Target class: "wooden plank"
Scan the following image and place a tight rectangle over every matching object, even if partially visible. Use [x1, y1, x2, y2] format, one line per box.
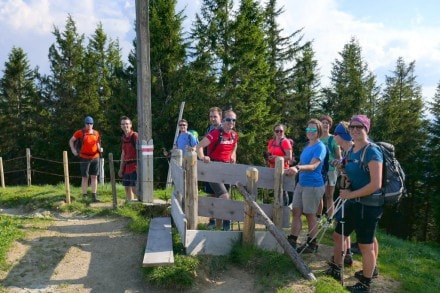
[198, 196, 290, 228]
[142, 217, 174, 267]
[171, 194, 187, 247]
[197, 161, 295, 192]
[171, 159, 185, 194]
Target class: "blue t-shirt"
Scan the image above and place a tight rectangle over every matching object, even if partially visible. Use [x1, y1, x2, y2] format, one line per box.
[299, 141, 326, 187]
[176, 132, 198, 155]
[345, 144, 383, 193]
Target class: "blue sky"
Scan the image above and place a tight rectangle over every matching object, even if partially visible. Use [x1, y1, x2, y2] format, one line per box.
[1, 0, 439, 106]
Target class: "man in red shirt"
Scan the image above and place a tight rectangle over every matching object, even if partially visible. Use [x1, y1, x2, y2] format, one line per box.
[196, 110, 238, 231]
[118, 116, 138, 201]
[69, 116, 103, 202]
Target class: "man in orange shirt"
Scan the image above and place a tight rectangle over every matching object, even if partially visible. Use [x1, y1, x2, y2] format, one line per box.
[69, 116, 103, 202]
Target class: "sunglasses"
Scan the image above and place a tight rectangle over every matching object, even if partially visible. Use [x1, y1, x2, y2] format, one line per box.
[274, 129, 283, 133]
[223, 117, 236, 122]
[86, 123, 93, 125]
[305, 127, 317, 133]
[348, 125, 364, 130]
[179, 124, 187, 127]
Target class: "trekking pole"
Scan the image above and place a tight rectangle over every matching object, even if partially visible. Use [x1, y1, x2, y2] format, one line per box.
[340, 199, 345, 286]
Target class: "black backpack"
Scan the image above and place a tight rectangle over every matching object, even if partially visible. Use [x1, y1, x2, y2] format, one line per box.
[358, 142, 406, 205]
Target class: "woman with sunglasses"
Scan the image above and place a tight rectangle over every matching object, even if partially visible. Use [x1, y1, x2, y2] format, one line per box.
[265, 124, 293, 205]
[285, 118, 327, 253]
[265, 124, 293, 169]
[327, 115, 383, 293]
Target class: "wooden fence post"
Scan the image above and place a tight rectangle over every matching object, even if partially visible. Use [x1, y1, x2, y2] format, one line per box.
[243, 167, 258, 245]
[109, 153, 117, 209]
[26, 148, 31, 186]
[184, 150, 198, 230]
[273, 157, 284, 227]
[0, 157, 5, 188]
[63, 151, 71, 204]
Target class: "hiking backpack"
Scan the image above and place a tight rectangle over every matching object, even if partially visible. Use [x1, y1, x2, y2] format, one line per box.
[74, 129, 97, 156]
[208, 127, 237, 156]
[321, 142, 330, 182]
[272, 137, 295, 166]
[359, 142, 406, 205]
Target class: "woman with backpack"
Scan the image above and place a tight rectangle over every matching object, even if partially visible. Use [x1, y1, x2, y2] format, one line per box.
[265, 124, 293, 205]
[326, 115, 383, 293]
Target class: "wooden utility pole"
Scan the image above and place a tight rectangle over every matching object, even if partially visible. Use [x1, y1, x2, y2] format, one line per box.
[136, 0, 153, 202]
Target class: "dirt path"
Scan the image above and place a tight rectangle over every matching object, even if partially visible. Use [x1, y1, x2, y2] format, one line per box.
[0, 210, 260, 293]
[0, 209, 399, 292]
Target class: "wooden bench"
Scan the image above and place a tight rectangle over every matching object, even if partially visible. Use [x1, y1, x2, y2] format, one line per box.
[142, 217, 174, 267]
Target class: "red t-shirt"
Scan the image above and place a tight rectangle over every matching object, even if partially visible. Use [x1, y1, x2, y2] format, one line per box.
[121, 131, 138, 174]
[74, 129, 101, 159]
[267, 138, 292, 169]
[207, 129, 238, 162]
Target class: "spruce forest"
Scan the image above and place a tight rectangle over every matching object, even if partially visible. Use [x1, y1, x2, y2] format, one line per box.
[1, 0, 440, 244]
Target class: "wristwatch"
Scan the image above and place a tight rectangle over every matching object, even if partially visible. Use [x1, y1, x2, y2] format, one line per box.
[295, 165, 300, 172]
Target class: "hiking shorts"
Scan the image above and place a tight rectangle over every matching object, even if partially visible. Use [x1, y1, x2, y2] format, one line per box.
[325, 170, 338, 186]
[123, 171, 137, 187]
[208, 182, 228, 196]
[335, 201, 383, 244]
[80, 158, 99, 177]
[292, 184, 325, 214]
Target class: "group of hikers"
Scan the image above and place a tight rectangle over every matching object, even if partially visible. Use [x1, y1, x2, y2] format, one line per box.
[69, 108, 382, 293]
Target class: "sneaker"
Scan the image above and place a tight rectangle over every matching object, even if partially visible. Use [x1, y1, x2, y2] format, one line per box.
[297, 242, 318, 254]
[287, 235, 297, 249]
[325, 263, 341, 281]
[345, 281, 371, 293]
[222, 220, 230, 231]
[355, 267, 379, 280]
[344, 253, 353, 267]
[207, 220, 216, 230]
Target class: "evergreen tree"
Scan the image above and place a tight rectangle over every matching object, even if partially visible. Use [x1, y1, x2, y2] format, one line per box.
[0, 47, 40, 158]
[322, 37, 379, 123]
[424, 82, 440, 241]
[288, 42, 321, 147]
[226, 0, 272, 164]
[374, 57, 427, 240]
[263, 0, 308, 132]
[47, 15, 88, 156]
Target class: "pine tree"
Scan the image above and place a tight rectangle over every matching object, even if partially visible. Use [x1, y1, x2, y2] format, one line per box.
[322, 37, 379, 123]
[0, 47, 40, 157]
[375, 57, 427, 240]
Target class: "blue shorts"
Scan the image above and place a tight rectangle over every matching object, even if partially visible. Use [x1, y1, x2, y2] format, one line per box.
[123, 171, 137, 187]
[335, 201, 383, 244]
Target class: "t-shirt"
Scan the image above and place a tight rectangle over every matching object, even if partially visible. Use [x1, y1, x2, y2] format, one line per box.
[320, 135, 339, 171]
[345, 144, 383, 192]
[298, 141, 326, 187]
[121, 131, 138, 174]
[267, 138, 292, 169]
[206, 129, 238, 162]
[176, 132, 199, 155]
[74, 129, 100, 159]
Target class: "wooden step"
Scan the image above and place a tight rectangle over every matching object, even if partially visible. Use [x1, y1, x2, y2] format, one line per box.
[142, 217, 174, 267]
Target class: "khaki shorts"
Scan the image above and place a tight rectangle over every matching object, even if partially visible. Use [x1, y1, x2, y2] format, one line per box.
[292, 184, 325, 214]
[325, 170, 338, 186]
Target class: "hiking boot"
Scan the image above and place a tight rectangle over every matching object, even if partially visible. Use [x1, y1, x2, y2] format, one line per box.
[344, 252, 353, 267]
[355, 267, 379, 280]
[345, 281, 371, 293]
[325, 263, 341, 281]
[92, 193, 101, 202]
[83, 193, 88, 198]
[297, 242, 318, 254]
[222, 220, 230, 231]
[287, 235, 297, 249]
[207, 220, 216, 230]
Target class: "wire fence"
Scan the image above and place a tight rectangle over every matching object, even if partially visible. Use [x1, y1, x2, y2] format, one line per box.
[0, 149, 172, 188]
